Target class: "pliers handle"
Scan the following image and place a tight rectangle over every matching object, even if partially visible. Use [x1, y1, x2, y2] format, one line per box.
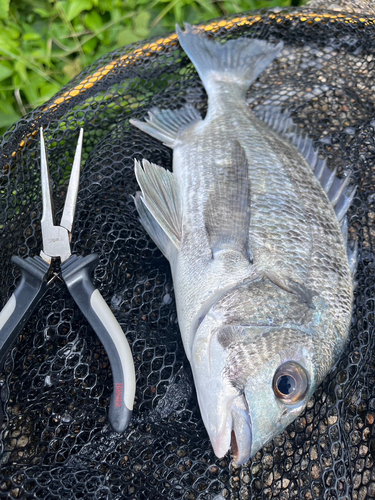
[62, 253, 135, 431]
[0, 256, 50, 362]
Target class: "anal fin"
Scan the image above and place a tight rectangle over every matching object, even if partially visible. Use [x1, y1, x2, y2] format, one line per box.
[133, 193, 176, 261]
[134, 159, 182, 255]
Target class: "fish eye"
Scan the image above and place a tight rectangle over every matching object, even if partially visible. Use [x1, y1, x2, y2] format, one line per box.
[273, 362, 308, 404]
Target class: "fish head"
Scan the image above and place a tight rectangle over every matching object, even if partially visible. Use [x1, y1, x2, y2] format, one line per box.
[190, 312, 323, 465]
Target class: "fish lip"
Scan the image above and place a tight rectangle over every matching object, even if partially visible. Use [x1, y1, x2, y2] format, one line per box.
[208, 394, 252, 465]
[231, 430, 242, 464]
[191, 313, 254, 463]
[230, 396, 252, 465]
[231, 428, 252, 465]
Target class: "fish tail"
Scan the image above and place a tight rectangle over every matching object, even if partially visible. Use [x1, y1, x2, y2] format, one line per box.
[176, 23, 283, 95]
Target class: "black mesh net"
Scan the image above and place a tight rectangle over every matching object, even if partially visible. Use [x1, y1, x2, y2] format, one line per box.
[1, 6, 375, 499]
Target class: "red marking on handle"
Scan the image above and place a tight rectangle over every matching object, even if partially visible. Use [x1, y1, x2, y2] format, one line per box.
[115, 383, 123, 407]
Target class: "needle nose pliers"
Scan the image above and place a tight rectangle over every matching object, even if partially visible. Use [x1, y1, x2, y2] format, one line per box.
[0, 128, 135, 432]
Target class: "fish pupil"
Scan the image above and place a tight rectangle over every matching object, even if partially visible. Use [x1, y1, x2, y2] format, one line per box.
[277, 375, 296, 395]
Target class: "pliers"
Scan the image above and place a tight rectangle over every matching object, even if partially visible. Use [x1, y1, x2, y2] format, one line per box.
[0, 128, 135, 432]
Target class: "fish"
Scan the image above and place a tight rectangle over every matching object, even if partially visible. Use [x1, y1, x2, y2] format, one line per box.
[129, 24, 355, 464]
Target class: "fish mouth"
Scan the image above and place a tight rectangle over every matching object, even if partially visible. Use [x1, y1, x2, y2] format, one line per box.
[210, 394, 252, 465]
[230, 395, 252, 465]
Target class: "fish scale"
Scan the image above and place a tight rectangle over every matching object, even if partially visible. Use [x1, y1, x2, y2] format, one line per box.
[131, 24, 353, 464]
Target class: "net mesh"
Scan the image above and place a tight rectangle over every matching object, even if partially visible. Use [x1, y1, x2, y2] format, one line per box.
[1, 6, 375, 499]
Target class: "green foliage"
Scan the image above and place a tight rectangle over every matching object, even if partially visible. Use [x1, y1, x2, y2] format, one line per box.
[0, 0, 9, 19]
[0, 0, 305, 135]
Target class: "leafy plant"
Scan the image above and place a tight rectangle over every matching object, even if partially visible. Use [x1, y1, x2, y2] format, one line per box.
[0, 0, 305, 135]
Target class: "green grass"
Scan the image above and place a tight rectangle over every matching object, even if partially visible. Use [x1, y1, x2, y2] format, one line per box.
[0, 0, 305, 135]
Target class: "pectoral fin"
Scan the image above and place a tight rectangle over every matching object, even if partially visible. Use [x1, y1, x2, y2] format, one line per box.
[204, 142, 251, 261]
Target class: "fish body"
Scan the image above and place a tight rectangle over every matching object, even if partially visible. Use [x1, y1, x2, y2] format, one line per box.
[130, 25, 354, 464]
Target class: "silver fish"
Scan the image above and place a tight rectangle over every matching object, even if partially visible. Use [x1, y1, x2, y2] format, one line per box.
[130, 24, 354, 464]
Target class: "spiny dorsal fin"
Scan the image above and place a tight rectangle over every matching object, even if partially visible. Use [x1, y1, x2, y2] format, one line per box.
[254, 105, 355, 222]
[254, 104, 357, 275]
[204, 141, 251, 261]
[130, 105, 201, 148]
[134, 159, 181, 251]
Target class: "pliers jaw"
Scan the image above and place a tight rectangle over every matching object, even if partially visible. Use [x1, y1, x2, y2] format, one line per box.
[39, 127, 84, 264]
[40, 229, 71, 265]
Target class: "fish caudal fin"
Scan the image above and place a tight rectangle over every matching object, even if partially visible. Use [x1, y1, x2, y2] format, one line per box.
[176, 23, 283, 95]
[134, 159, 181, 259]
[130, 105, 201, 149]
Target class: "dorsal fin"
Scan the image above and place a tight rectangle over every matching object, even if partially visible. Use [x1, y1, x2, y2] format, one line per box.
[253, 105, 356, 224]
[253, 104, 357, 275]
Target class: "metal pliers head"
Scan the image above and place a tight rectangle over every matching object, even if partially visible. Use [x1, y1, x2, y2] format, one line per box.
[39, 127, 83, 264]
